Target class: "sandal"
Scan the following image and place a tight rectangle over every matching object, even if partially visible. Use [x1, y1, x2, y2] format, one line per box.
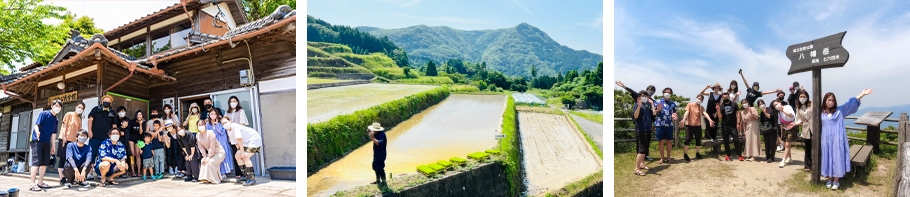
[634, 170, 646, 176]
[98, 181, 107, 187]
[29, 185, 42, 191]
[639, 165, 651, 170]
[109, 180, 120, 185]
[38, 183, 51, 188]
[658, 159, 664, 164]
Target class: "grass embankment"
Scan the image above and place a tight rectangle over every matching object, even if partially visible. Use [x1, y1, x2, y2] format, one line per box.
[567, 115, 603, 159]
[543, 170, 603, 197]
[395, 76, 455, 85]
[307, 42, 410, 80]
[307, 86, 451, 173]
[307, 78, 350, 84]
[516, 105, 564, 115]
[499, 95, 523, 196]
[568, 111, 603, 124]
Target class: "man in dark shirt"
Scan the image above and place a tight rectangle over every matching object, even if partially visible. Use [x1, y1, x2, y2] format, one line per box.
[87, 95, 116, 179]
[739, 69, 781, 105]
[787, 82, 800, 112]
[762, 100, 781, 163]
[199, 98, 224, 120]
[29, 100, 62, 191]
[368, 123, 387, 184]
[632, 91, 656, 175]
[716, 93, 741, 161]
[700, 83, 724, 142]
[616, 81, 656, 160]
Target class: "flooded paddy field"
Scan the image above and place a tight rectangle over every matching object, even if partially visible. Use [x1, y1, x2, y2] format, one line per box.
[307, 83, 437, 123]
[306, 94, 506, 196]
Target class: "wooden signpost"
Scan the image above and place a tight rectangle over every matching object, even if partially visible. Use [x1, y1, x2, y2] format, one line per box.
[786, 31, 850, 183]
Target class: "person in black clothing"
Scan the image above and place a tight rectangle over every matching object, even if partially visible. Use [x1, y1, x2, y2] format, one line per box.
[116, 118, 131, 178]
[616, 81, 657, 160]
[761, 99, 780, 163]
[199, 98, 224, 121]
[699, 83, 724, 142]
[738, 69, 781, 105]
[87, 95, 117, 179]
[368, 122, 387, 184]
[632, 91, 657, 176]
[716, 93, 741, 161]
[788, 82, 800, 112]
[176, 125, 200, 182]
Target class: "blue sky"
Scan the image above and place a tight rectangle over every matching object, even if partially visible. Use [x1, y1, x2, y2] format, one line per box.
[307, 0, 603, 55]
[616, 0, 910, 109]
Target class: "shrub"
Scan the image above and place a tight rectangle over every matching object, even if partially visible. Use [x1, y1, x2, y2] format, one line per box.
[497, 95, 522, 196]
[307, 87, 451, 173]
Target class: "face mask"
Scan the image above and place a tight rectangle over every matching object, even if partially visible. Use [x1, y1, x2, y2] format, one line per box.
[778, 96, 784, 101]
[165, 109, 171, 114]
[77, 136, 88, 143]
[222, 124, 231, 130]
[119, 112, 126, 117]
[205, 104, 213, 109]
[697, 99, 702, 104]
[110, 135, 119, 142]
[800, 98, 808, 103]
[102, 102, 111, 108]
[150, 114, 158, 119]
[230, 102, 238, 108]
[52, 107, 61, 114]
[663, 93, 671, 99]
[198, 126, 206, 131]
[178, 129, 186, 136]
[76, 108, 84, 114]
[191, 108, 198, 113]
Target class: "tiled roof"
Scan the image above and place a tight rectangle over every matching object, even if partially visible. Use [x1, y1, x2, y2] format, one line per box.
[140, 5, 296, 64]
[104, 0, 249, 40]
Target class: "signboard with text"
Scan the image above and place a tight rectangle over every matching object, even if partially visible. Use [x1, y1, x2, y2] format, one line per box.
[48, 91, 78, 106]
[786, 31, 850, 75]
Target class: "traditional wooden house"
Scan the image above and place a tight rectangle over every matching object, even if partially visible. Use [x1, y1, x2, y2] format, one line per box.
[0, 0, 296, 176]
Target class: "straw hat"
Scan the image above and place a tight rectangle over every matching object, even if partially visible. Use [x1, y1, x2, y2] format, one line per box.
[189, 102, 200, 110]
[368, 122, 385, 132]
[165, 120, 174, 127]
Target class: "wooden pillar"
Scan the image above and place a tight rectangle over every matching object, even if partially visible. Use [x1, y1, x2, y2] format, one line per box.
[97, 60, 104, 97]
[894, 113, 908, 197]
[867, 125, 881, 154]
[811, 69, 822, 183]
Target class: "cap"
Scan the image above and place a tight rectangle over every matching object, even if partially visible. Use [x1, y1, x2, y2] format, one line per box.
[752, 82, 760, 87]
[793, 81, 800, 87]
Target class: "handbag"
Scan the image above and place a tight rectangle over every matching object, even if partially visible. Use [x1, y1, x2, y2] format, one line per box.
[760, 121, 773, 134]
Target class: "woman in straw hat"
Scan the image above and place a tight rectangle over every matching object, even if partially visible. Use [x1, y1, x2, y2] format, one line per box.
[368, 122, 387, 184]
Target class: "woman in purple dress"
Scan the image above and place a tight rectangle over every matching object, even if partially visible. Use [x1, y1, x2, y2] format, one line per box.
[205, 110, 234, 178]
[820, 88, 872, 190]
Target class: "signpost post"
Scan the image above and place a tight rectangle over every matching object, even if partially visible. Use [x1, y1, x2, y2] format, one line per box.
[786, 31, 850, 184]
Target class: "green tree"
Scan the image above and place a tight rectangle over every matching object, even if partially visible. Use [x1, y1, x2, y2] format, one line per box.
[426, 60, 438, 76]
[403, 66, 412, 78]
[530, 64, 538, 78]
[58, 13, 103, 39]
[241, 0, 296, 21]
[0, 0, 66, 73]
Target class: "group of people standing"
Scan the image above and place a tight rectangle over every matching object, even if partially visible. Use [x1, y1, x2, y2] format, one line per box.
[617, 69, 873, 190]
[27, 95, 263, 191]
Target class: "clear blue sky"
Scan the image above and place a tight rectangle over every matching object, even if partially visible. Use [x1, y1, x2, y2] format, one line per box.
[307, 0, 603, 55]
[616, 0, 910, 108]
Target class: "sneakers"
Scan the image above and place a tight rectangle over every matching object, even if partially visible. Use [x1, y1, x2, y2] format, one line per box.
[739, 156, 744, 161]
[169, 168, 175, 175]
[695, 153, 702, 159]
[777, 145, 784, 152]
[825, 180, 833, 189]
[143, 175, 147, 181]
[779, 159, 786, 168]
[80, 182, 91, 188]
[832, 182, 840, 190]
[63, 183, 72, 189]
[724, 155, 731, 161]
[785, 157, 792, 164]
[684, 154, 691, 162]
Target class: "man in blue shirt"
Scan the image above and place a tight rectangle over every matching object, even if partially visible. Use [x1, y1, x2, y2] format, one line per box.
[632, 91, 656, 176]
[654, 87, 678, 164]
[29, 99, 62, 191]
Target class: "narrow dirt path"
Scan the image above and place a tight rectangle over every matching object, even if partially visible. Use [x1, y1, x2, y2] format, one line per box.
[568, 113, 603, 151]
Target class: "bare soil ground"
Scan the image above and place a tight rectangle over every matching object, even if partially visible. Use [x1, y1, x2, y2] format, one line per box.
[519, 112, 602, 196]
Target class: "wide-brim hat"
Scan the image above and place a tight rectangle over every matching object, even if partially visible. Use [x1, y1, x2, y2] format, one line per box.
[368, 122, 385, 131]
[189, 102, 200, 109]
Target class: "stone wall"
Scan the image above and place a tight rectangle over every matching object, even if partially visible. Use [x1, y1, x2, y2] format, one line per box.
[573, 180, 604, 197]
[395, 162, 510, 197]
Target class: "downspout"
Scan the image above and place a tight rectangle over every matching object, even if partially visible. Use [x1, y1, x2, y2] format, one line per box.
[1, 84, 36, 107]
[104, 63, 138, 93]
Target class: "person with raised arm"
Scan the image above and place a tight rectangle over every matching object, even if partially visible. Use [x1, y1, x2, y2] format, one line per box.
[820, 89, 872, 190]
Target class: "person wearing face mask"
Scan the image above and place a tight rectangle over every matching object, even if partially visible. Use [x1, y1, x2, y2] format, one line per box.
[162, 104, 180, 127]
[199, 98, 224, 121]
[164, 121, 186, 177]
[224, 96, 249, 180]
[95, 128, 128, 187]
[183, 103, 202, 135]
[654, 87, 678, 164]
[740, 99, 761, 161]
[632, 91, 656, 176]
[738, 69, 783, 106]
[28, 100, 63, 191]
[87, 95, 117, 180]
[63, 130, 93, 189]
[206, 110, 234, 179]
[757, 99, 779, 163]
[776, 99, 797, 168]
[698, 83, 724, 142]
[616, 81, 657, 161]
[715, 93, 742, 161]
[819, 89, 872, 190]
[116, 118, 133, 178]
[129, 110, 146, 176]
[681, 94, 715, 161]
[176, 125, 201, 182]
[221, 117, 263, 186]
[56, 102, 84, 186]
[197, 119, 226, 184]
[116, 106, 130, 125]
[774, 91, 788, 152]
[789, 88, 814, 172]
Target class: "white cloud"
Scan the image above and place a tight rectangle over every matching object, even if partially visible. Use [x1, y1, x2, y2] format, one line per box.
[509, 0, 535, 18]
[616, 0, 910, 108]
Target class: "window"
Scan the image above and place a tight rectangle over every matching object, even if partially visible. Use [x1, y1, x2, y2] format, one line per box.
[151, 29, 171, 54]
[171, 22, 192, 48]
[120, 38, 147, 58]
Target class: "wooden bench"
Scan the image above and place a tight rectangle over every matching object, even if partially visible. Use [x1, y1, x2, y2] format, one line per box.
[849, 145, 873, 176]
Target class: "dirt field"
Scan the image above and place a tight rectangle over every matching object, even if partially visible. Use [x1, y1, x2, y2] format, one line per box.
[614, 147, 896, 197]
[307, 83, 437, 123]
[518, 112, 602, 196]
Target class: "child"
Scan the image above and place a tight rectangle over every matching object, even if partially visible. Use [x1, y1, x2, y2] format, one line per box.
[118, 118, 133, 178]
[140, 133, 155, 180]
[149, 120, 166, 179]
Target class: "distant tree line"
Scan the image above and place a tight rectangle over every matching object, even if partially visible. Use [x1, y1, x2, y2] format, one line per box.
[307, 15, 410, 67]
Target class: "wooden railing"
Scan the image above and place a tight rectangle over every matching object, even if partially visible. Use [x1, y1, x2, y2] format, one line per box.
[894, 113, 909, 197]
